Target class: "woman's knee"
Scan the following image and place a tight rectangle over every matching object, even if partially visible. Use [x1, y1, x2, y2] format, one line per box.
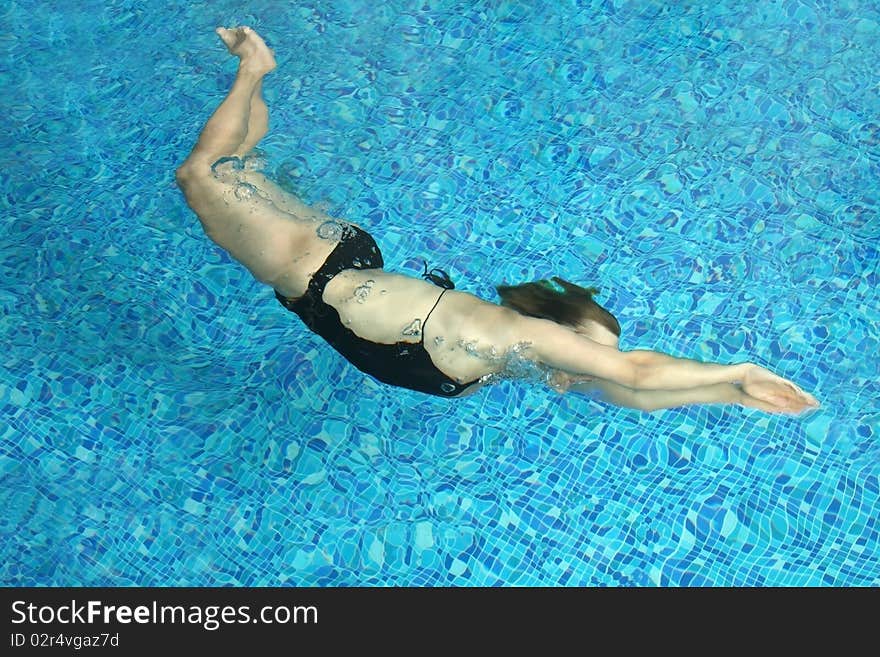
[175, 158, 212, 190]
[175, 163, 197, 190]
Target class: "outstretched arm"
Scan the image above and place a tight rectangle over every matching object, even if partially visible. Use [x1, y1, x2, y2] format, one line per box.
[555, 376, 797, 414]
[625, 350, 819, 412]
[549, 356, 819, 415]
[518, 316, 819, 414]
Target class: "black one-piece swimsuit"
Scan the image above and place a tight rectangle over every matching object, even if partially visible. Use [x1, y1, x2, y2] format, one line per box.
[275, 225, 479, 397]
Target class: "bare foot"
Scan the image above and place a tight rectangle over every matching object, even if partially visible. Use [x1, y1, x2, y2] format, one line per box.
[216, 26, 276, 74]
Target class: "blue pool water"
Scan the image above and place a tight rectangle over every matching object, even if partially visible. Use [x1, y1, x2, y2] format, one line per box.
[2, 0, 878, 587]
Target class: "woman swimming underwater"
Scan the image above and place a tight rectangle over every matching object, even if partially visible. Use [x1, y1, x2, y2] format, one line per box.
[176, 26, 820, 415]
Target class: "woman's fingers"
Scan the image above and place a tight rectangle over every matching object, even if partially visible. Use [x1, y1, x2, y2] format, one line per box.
[743, 366, 820, 412]
[740, 380, 816, 414]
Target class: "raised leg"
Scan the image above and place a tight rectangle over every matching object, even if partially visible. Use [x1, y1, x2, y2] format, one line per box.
[175, 27, 321, 295]
[178, 27, 276, 171]
[236, 78, 269, 157]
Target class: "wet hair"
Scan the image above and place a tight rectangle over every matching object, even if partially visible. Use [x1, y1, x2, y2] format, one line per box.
[495, 277, 621, 337]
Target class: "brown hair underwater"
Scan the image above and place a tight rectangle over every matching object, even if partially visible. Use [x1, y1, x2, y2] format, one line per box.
[495, 277, 621, 337]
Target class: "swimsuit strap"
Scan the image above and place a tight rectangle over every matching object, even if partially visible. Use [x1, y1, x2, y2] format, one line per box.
[421, 261, 455, 290]
[421, 288, 448, 343]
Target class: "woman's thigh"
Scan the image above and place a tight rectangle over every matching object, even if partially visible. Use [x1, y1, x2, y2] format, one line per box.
[180, 167, 337, 295]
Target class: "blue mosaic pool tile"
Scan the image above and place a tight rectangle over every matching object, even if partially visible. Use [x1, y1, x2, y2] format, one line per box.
[2, 0, 879, 587]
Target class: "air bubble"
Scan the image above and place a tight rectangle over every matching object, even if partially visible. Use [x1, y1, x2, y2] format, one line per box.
[486, 342, 546, 384]
[211, 156, 243, 177]
[461, 341, 480, 356]
[234, 182, 257, 200]
[242, 153, 267, 171]
[402, 319, 422, 337]
[317, 220, 345, 240]
[440, 382, 457, 393]
[353, 279, 375, 303]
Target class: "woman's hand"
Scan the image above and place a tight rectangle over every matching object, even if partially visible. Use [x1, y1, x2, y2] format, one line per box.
[548, 370, 595, 393]
[740, 365, 820, 415]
